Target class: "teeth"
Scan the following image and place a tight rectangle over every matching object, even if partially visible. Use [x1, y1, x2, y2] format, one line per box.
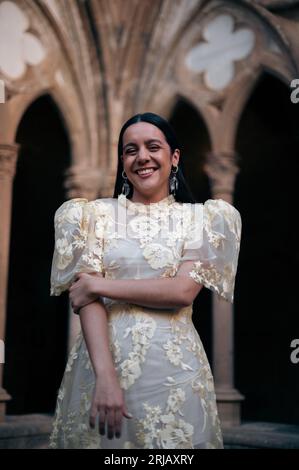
[137, 168, 155, 175]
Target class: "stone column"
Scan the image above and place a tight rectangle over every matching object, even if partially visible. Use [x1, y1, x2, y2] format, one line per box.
[64, 164, 103, 201]
[204, 151, 244, 427]
[0, 143, 19, 422]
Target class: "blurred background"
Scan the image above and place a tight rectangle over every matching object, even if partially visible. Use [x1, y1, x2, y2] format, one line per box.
[0, 0, 298, 448]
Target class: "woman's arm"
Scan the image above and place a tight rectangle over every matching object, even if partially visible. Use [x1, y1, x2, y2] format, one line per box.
[70, 262, 203, 311]
[79, 300, 115, 377]
[93, 276, 201, 309]
[79, 301, 132, 439]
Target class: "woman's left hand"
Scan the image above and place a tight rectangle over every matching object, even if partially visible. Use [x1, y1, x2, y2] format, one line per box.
[69, 272, 102, 313]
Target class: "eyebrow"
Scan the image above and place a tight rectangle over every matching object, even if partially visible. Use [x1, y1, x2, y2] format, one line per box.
[123, 139, 163, 150]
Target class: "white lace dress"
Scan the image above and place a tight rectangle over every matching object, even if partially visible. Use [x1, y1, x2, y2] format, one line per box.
[49, 194, 241, 449]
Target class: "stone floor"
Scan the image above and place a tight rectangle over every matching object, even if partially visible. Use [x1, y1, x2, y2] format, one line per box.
[223, 421, 299, 449]
[0, 415, 298, 449]
[0, 414, 52, 449]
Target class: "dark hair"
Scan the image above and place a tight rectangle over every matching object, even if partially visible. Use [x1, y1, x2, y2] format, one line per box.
[112, 112, 196, 203]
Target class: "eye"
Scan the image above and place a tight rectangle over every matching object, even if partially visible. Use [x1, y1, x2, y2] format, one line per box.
[126, 148, 137, 154]
[149, 146, 159, 151]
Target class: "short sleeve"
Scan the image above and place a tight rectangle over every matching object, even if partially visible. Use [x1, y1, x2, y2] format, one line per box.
[50, 198, 105, 296]
[180, 199, 242, 303]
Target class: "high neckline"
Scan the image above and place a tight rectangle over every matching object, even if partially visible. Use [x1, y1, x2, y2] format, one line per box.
[118, 193, 175, 210]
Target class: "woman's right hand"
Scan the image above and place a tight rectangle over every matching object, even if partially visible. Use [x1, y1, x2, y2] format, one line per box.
[89, 370, 133, 440]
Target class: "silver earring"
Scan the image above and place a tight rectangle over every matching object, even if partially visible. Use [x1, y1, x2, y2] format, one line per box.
[169, 165, 179, 195]
[122, 170, 130, 196]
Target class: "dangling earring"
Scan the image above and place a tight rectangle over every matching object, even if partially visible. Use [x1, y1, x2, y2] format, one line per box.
[169, 165, 179, 196]
[121, 170, 130, 196]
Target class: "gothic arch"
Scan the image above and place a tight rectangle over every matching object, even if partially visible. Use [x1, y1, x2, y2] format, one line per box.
[221, 63, 295, 151]
[234, 71, 299, 423]
[3, 93, 71, 414]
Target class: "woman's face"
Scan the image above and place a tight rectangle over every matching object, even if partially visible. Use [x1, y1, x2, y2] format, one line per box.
[121, 122, 180, 201]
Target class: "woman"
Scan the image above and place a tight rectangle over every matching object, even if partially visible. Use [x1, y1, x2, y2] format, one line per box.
[49, 112, 241, 449]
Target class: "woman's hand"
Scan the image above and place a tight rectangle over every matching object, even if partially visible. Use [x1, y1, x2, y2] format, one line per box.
[90, 370, 133, 439]
[69, 272, 102, 314]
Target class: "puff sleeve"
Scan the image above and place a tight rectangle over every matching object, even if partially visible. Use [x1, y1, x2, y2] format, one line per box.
[180, 199, 242, 303]
[50, 198, 105, 296]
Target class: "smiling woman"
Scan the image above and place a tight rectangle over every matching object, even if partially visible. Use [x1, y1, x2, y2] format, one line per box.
[49, 112, 241, 449]
[121, 124, 179, 204]
[113, 113, 195, 203]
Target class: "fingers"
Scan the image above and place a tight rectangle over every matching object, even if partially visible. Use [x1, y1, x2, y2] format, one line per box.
[123, 406, 134, 420]
[115, 408, 123, 439]
[98, 407, 106, 436]
[89, 403, 97, 429]
[90, 406, 126, 440]
[73, 272, 98, 283]
[90, 406, 109, 437]
[71, 273, 85, 285]
[107, 408, 116, 440]
[100, 407, 121, 440]
[89, 384, 132, 440]
[70, 297, 82, 313]
[70, 299, 78, 313]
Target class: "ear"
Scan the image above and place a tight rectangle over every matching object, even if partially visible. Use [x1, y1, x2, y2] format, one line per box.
[171, 149, 180, 167]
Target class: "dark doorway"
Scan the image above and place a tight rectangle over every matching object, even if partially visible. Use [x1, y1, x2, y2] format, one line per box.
[234, 73, 299, 424]
[4, 94, 70, 414]
[169, 97, 213, 363]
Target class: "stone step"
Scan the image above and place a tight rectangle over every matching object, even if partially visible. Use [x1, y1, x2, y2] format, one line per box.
[1, 415, 299, 449]
[0, 414, 53, 449]
[223, 421, 299, 449]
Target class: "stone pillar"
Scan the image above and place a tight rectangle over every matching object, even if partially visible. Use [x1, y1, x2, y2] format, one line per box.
[64, 164, 103, 200]
[0, 143, 19, 422]
[204, 151, 244, 427]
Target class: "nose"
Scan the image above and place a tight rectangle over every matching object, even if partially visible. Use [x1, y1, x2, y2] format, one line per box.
[136, 146, 150, 164]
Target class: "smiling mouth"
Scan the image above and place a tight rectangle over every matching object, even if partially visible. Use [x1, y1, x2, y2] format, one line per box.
[135, 167, 158, 176]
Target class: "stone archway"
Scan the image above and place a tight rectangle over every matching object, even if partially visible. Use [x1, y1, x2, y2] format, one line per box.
[0, 0, 104, 421]
[234, 71, 299, 424]
[3, 94, 71, 414]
